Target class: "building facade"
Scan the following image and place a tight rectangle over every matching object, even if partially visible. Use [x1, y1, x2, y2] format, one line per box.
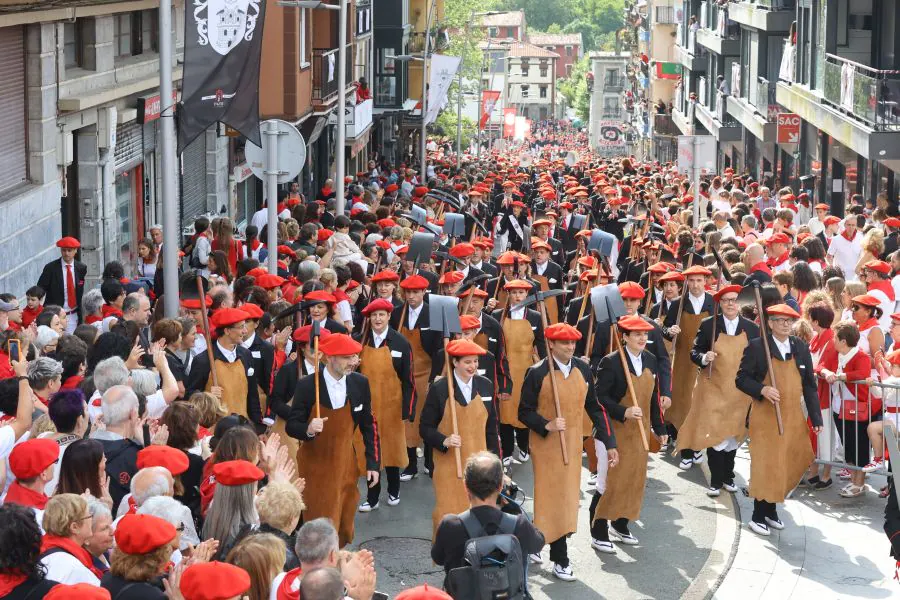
[504, 42, 559, 123]
[528, 32, 583, 79]
[589, 52, 630, 155]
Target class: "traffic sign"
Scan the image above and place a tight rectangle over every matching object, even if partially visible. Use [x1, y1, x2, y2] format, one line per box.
[244, 119, 307, 184]
[777, 113, 801, 144]
[677, 135, 716, 174]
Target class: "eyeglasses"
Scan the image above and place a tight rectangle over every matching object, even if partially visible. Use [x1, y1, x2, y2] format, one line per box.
[851, 305, 864, 312]
[769, 318, 795, 325]
[719, 297, 738, 304]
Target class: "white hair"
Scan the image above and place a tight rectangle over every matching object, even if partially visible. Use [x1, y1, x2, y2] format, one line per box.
[131, 467, 173, 506]
[35, 326, 58, 351]
[129, 369, 158, 398]
[83, 288, 104, 318]
[138, 495, 199, 548]
[86, 496, 111, 523]
[100, 384, 139, 427]
[93, 356, 129, 394]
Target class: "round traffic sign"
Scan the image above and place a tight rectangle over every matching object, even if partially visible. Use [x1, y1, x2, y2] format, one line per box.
[244, 119, 307, 184]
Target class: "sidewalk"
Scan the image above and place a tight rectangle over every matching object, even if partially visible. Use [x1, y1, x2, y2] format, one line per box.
[712, 443, 897, 600]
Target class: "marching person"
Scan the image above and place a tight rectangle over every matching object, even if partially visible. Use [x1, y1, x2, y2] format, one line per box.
[459, 285, 512, 399]
[530, 239, 564, 324]
[663, 265, 714, 469]
[286, 333, 380, 546]
[519, 323, 615, 581]
[590, 315, 667, 553]
[735, 304, 823, 536]
[419, 339, 500, 533]
[356, 298, 415, 511]
[492, 279, 546, 465]
[679, 284, 759, 496]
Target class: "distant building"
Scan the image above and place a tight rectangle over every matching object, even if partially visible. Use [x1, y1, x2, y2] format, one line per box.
[478, 10, 527, 42]
[588, 51, 630, 154]
[527, 32, 583, 79]
[504, 42, 560, 122]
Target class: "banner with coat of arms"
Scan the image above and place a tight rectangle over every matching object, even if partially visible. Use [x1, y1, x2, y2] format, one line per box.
[178, 0, 267, 151]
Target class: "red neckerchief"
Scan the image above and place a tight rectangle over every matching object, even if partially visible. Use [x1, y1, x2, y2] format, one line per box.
[101, 304, 123, 319]
[333, 289, 350, 303]
[249, 239, 261, 251]
[22, 306, 42, 328]
[749, 262, 773, 276]
[321, 187, 333, 196]
[198, 425, 212, 439]
[124, 495, 138, 515]
[764, 222, 774, 229]
[767, 251, 789, 268]
[85, 314, 102, 324]
[40, 534, 104, 580]
[277, 203, 286, 214]
[276, 567, 303, 600]
[859, 317, 879, 332]
[4, 481, 49, 510]
[0, 573, 27, 596]
[869, 279, 896, 302]
[810, 327, 834, 354]
[61, 375, 83, 389]
[842, 230, 856, 242]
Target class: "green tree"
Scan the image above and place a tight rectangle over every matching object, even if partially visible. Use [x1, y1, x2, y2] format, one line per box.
[498, 0, 575, 32]
[558, 56, 591, 121]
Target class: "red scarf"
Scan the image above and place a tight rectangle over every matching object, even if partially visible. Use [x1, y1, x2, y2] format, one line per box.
[749, 262, 772, 276]
[767, 251, 789, 268]
[859, 317, 879, 333]
[0, 573, 27, 596]
[85, 314, 102, 324]
[249, 239, 261, 251]
[842, 230, 857, 242]
[101, 304, 123, 319]
[868, 279, 896, 302]
[276, 568, 303, 600]
[4, 481, 49, 510]
[124, 495, 138, 515]
[61, 375, 83, 389]
[39, 535, 104, 580]
[22, 306, 42, 328]
[810, 327, 834, 354]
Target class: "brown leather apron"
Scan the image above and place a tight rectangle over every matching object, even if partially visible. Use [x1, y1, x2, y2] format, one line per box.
[748, 359, 814, 504]
[402, 326, 432, 448]
[270, 361, 303, 467]
[532, 368, 587, 542]
[501, 318, 535, 427]
[474, 332, 489, 352]
[432, 392, 488, 534]
[677, 332, 752, 451]
[205, 358, 249, 418]
[532, 273, 559, 324]
[355, 345, 407, 472]
[667, 311, 707, 428]
[593, 369, 655, 522]
[296, 401, 359, 546]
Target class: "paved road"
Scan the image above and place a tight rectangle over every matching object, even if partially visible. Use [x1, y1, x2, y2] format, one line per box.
[351, 449, 720, 599]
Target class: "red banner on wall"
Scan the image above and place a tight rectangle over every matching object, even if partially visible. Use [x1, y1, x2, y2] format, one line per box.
[502, 108, 517, 138]
[480, 90, 501, 130]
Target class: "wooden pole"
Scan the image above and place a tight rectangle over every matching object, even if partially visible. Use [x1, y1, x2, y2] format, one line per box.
[613, 324, 651, 452]
[753, 286, 784, 436]
[643, 273, 654, 315]
[314, 335, 321, 419]
[442, 337, 464, 478]
[670, 254, 694, 357]
[707, 301, 718, 380]
[538, 298, 569, 465]
[196, 276, 218, 387]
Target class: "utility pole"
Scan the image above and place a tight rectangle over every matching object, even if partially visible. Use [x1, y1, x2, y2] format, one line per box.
[420, 0, 436, 183]
[159, 0, 179, 317]
[336, 0, 348, 215]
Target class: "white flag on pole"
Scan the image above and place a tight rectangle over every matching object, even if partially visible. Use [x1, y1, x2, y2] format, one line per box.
[425, 54, 462, 124]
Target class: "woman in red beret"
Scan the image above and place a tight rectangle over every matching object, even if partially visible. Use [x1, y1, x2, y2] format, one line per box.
[100, 513, 179, 599]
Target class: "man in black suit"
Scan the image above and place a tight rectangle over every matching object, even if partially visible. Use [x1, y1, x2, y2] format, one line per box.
[37, 236, 87, 333]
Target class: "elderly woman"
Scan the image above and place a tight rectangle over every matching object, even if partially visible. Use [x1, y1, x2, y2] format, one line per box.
[255, 481, 305, 571]
[27, 356, 63, 412]
[100, 513, 178, 599]
[0, 504, 58, 598]
[138, 496, 201, 558]
[34, 325, 59, 355]
[84, 498, 114, 574]
[42, 389, 89, 494]
[40, 493, 103, 585]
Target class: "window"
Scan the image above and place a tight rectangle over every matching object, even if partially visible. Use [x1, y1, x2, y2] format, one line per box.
[565, 45, 573, 56]
[375, 47, 399, 106]
[521, 84, 529, 98]
[540, 60, 548, 77]
[539, 85, 547, 98]
[507, 27, 515, 38]
[521, 58, 529, 76]
[299, 8, 310, 68]
[489, 27, 498, 37]
[566, 63, 573, 76]
[113, 13, 136, 58]
[63, 21, 82, 69]
[141, 9, 159, 53]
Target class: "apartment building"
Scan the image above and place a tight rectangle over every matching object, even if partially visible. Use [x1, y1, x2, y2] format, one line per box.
[529, 32, 583, 79]
[504, 42, 559, 122]
[589, 51, 630, 154]
[647, 0, 681, 161]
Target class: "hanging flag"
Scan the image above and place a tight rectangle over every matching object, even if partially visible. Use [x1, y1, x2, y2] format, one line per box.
[655, 62, 681, 80]
[480, 90, 501, 130]
[502, 108, 517, 138]
[178, 0, 267, 151]
[425, 54, 462, 124]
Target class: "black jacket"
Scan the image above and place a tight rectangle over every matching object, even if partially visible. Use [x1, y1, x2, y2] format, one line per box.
[531, 260, 565, 316]
[663, 292, 715, 339]
[495, 211, 529, 252]
[650, 298, 676, 321]
[519, 357, 616, 448]
[285, 370, 380, 471]
[101, 573, 166, 600]
[355, 327, 416, 421]
[4, 577, 58, 600]
[419, 375, 500, 456]
[243, 334, 276, 396]
[185, 343, 263, 425]
[735, 335, 823, 427]
[471, 260, 498, 278]
[391, 302, 442, 356]
[98, 436, 141, 514]
[744, 268, 773, 287]
[37, 258, 87, 318]
[268, 357, 315, 421]
[690, 314, 760, 368]
[594, 349, 666, 437]
[430, 347, 500, 402]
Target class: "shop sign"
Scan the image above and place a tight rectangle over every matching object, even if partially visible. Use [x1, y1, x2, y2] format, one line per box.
[138, 91, 178, 124]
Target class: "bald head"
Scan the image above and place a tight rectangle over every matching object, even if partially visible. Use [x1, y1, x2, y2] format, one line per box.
[131, 467, 174, 507]
[299, 567, 344, 600]
[746, 243, 765, 264]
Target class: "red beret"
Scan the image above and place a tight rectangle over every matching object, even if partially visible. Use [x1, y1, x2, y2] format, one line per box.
[503, 279, 532, 291]
[180, 562, 251, 600]
[439, 270, 465, 285]
[618, 281, 645, 299]
[766, 303, 801, 318]
[9, 438, 59, 479]
[385, 183, 399, 193]
[510, 200, 526, 208]
[56, 237, 81, 249]
[658, 271, 685, 283]
[45, 584, 111, 600]
[180, 297, 212, 310]
[213, 460, 265, 486]
[864, 260, 892, 275]
[136, 445, 189, 476]
[532, 219, 552, 228]
[115, 514, 177, 554]
[395, 585, 453, 600]
[378, 218, 397, 228]
[394, 244, 409, 256]
[256, 274, 285, 290]
[246, 267, 269, 278]
[362, 298, 395, 315]
[852, 294, 881, 308]
[458, 287, 488, 299]
[618, 315, 654, 332]
[713, 284, 742, 302]
[579, 270, 599, 282]
[559, 202, 574, 210]
[371, 270, 401, 283]
[240, 303, 265, 320]
[531, 239, 551, 252]
[764, 232, 791, 245]
[822, 215, 841, 226]
[682, 265, 713, 277]
[885, 217, 900, 228]
[495, 251, 519, 266]
[459, 315, 481, 330]
[400, 274, 430, 290]
[545, 323, 582, 341]
[276, 245, 296, 258]
[317, 229, 334, 242]
[814, 203, 830, 211]
[449, 243, 475, 258]
[447, 339, 487, 357]
[647, 262, 674, 274]
[319, 333, 363, 356]
[291, 324, 333, 344]
[577, 256, 597, 268]
[304, 290, 336, 304]
[414, 186, 430, 197]
[210, 308, 247, 329]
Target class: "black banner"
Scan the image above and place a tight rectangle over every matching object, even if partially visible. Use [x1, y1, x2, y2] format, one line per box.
[178, 0, 266, 151]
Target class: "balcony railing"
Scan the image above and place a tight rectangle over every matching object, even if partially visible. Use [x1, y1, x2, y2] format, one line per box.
[716, 91, 739, 125]
[755, 0, 796, 10]
[653, 113, 676, 135]
[312, 47, 354, 104]
[604, 76, 625, 89]
[822, 53, 900, 131]
[754, 76, 777, 115]
[655, 5, 676, 24]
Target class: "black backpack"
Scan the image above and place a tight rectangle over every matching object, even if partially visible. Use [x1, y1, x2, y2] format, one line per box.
[447, 510, 527, 600]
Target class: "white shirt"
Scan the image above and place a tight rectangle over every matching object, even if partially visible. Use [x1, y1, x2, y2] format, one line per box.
[40, 552, 100, 586]
[408, 303, 423, 329]
[336, 299, 353, 324]
[323, 367, 348, 409]
[216, 341, 238, 363]
[372, 328, 388, 348]
[827, 232, 862, 282]
[251, 208, 269, 233]
[240, 333, 256, 350]
[454, 373, 473, 404]
[722, 315, 739, 336]
[717, 224, 737, 239]
[626, 347, 643, 373]
[304, 359, 316, 375]
[510, 307, 525, 320]
[772, 335, 792, 360]
[554, 358, 572, 378]
[61, 259, 76, 311]
[535, 261, 548, 276]
[688, 292, 705, 315]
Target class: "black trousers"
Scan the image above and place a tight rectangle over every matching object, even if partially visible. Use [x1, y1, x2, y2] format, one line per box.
[587, 492, 629, 540]
[751, 499, 778, 524]
[404, 447, 419, 474]
[548, 536, 568, 567]
[707, 447, 737, 488]
[366, 467, 401, 504]
[499, 424, 530, 458]
[668, 424, 695, 459]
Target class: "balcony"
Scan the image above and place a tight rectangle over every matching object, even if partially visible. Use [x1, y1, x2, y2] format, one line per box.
[753, 76, 777, 117]
[604, 75, 626, 90]
[408, 29, 450, 54]
[696, 1, 740, 55]
[655, 5, 676, 25]
[328, 98, 373, 138]
[653, 113, 677, 136]
[695, 91, 741, 141]
[312, 47, 354, 105]
[821, 54, 900, 131]
[674, 31, 706, 72]
[727, 0, 795, 31]
[356, 0, 372, 36]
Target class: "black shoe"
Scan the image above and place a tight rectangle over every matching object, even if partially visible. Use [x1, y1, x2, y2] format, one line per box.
[399, 465, 417, 482]
[814, 478, 833, 490]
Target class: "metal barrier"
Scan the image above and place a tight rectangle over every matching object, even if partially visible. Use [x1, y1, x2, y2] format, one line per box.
[813, 377, 896, 479]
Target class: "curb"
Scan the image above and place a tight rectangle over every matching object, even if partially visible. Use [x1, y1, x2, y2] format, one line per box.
[680, 460, 742, 600]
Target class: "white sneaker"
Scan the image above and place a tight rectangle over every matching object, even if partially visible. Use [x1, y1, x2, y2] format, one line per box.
[692, 451, 705, 465]
[358, 501, 379, 512]
[387, 495, 400, 506]
[399, 468, 417, 482]
[722, 481, 739, 493]
[658, 442, 669, 453]
[679, 459, 693, 470]
[502, 456, 513, 468]
[765, 516, 785, 530]
[749, 520, 770, 536]
[706, 486, 721, 497]
[588, 472, 598, 485]
[552, 563, 576, 581]
[591, 538, 616, 554]
[527, 552, 543, 564]
[608, 526, 639, 545]
[515, 449, 530, 463]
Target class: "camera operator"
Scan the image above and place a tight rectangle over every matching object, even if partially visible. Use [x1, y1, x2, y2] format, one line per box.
[431, 451, 544, 591]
